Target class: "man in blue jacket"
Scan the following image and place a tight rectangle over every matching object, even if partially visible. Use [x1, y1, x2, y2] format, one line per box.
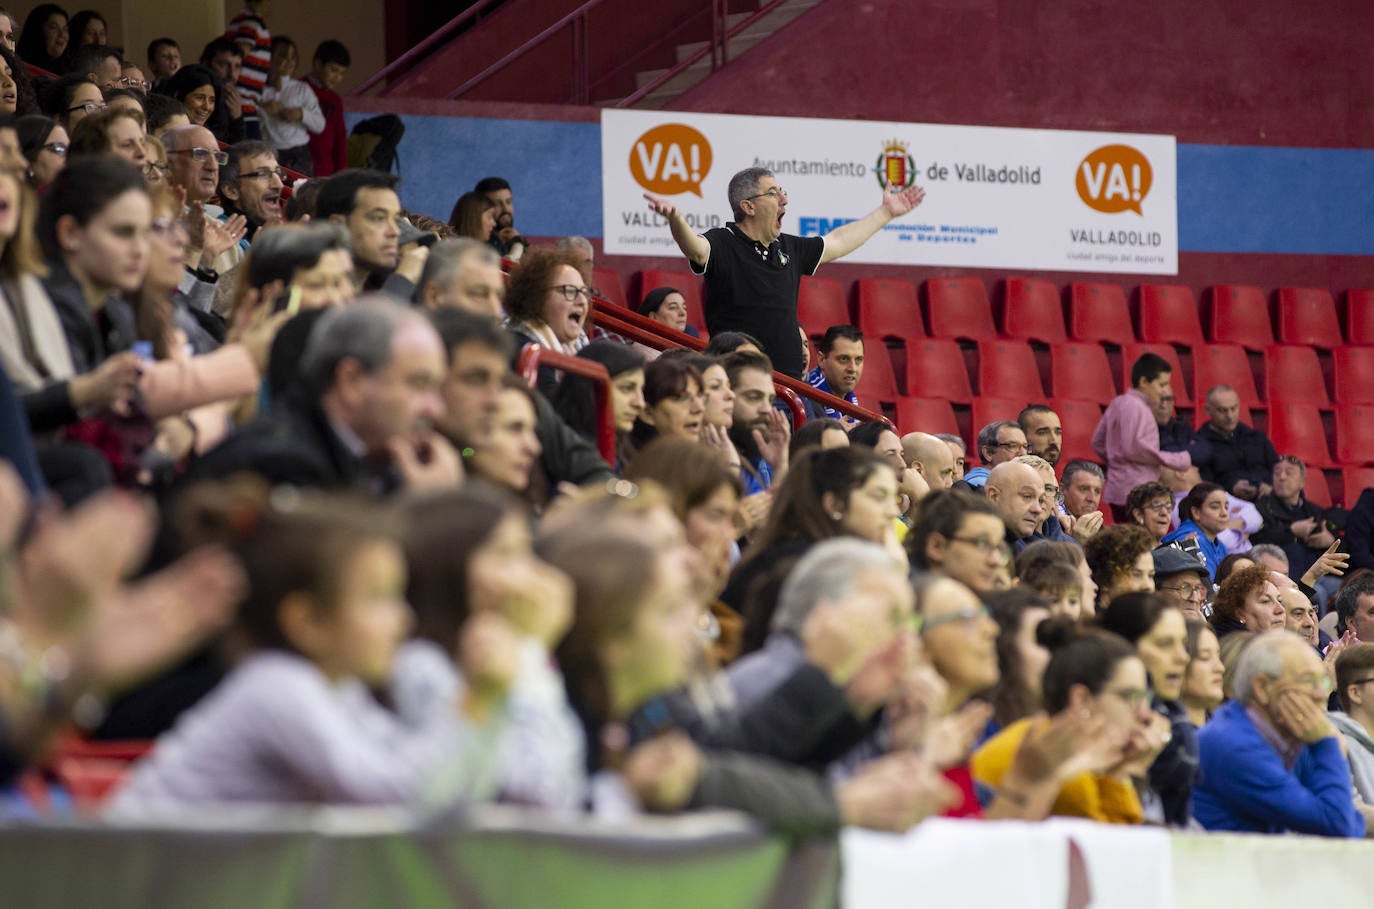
[1194, 631, 1365, 837]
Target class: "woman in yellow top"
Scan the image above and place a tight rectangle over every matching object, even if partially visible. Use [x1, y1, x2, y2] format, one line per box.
[972, 620, 1171, 824]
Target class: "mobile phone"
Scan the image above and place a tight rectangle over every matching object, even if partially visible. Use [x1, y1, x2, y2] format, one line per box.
[131, 340, 153, 362]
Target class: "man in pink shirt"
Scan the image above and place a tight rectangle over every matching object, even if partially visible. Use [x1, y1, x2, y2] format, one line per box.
[1092, 352, 1192, 523]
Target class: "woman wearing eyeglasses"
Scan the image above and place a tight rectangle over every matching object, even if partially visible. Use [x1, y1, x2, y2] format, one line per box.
[1125, 480, 1174, 546]
[15, 114, 66, 190]
[502, 247, 592, 395]
[40, 72, 103, 134]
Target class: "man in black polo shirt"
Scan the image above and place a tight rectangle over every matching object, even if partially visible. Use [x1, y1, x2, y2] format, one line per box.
[645, 167, 925, 378]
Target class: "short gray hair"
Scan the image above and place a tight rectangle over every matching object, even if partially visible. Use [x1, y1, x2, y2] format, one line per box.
[300, 296, 417, 395]
[727, 167, 772, 221]
[977, 421, 1020, 461]
[1013, 454, 1054, 474]
[1248, 543, 1288, 567]
[418, 238, 500, 298]
[1231, 631, 1289, 704]
[555, 235, 593, 257]
[1060, 460, 1104, 486]
[1205, 384, 1236, 405]
[935, 433, 966, 453]
[772, 539, 901, 635]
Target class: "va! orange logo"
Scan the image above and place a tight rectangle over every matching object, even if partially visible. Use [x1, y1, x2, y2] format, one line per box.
[1076, 145, 1152, 215]
[629, 124, 713, 197]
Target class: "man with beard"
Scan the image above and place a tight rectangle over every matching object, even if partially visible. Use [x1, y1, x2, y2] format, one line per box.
[645, 167, 925, 378]
[722, 349, 790, 495]
[218, 140, 284, 244]
[806, 324, 864, 422]
[1018, 404, 1062, 467]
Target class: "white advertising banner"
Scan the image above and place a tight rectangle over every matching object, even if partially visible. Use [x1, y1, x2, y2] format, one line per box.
[601, 109, 1178, 275]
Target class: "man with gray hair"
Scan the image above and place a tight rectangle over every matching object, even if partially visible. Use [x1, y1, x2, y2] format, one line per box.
[1060, 460, 1105, 520]
[955, 420, 1027, 491]
[554, 235, 594, 273]
[187, 296, 459, 493]
[935, 433, 967, 481]
[726, 538, 911, 713]
[645, 167, 925, 378]
[416, 238, 506, 318]
[1194, 630, 1364, 836]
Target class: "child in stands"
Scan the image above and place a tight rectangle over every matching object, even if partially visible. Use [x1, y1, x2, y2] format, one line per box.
[109, 479, 518, 814]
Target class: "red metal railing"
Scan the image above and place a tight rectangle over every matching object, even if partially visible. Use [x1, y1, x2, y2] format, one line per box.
[516, 346, 618, 462]
[354, 0, 506, 95]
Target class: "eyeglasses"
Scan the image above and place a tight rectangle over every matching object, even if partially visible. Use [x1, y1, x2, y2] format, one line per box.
[67, 102, 106, 115]
[169, 147, 229, 165]
[1105, 687, 1153, 709]
[948, 535, 1012, 565]
[143, 161, 170, 177]
[1292, 672, 1334, 693]
[1277, 455, 1305, 468]
[991, 441, 1028, 453]
[920, 604, 990, 634]
[745, 187, 787, 202]
[1158, 582, 1208, 602]
[240, 167, 286, 182]
[150, 216, 188, 237]
[41, 142, 67, 157]
[549, 284, 592, 302]
[1142, 500, 1173, 514]
[124, 79, 151, 92]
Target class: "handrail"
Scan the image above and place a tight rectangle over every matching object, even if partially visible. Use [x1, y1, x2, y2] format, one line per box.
[516, 346, 617, 463]
[589, 298, 890, 429]
[445, 0, 615, 101]
[354, 0, 506, 95]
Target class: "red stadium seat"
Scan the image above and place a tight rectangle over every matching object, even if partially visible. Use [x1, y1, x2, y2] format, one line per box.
[797, 276, 851, 338]
[1068, 282, 1134, 344]
[1344, 289, 1374, 346]
[1192, 344, 1261, 409]
[856, 278, 924, 345]
[1277, 287, 1342, 349]
[592, 268, 627, 308]
[55, 758, 130, 812]
[1333, 346, 1374, 404]
[1268, 403, 1335, 468]
[905, 338, 974, 403]
[1343, 467, 1374, 509]
[1302, 468, 1333, 509]
[1137, 285, 1204, 347]
[1263, 346, 1330, 407]
[1207, 285, 1274, 350]
[1335, 404, 1374, 466]
[971, 397, 1031, 439]
[926, 277, 998, 341]
[639, 269, 706, 334]
[1049, 399, 1106, 465]
[978, 339, 1045, 400]
[895, 397, 959, 437]
[1121, 343, 1191, 406]
[854, 343, 900, 405]
[1049, 342, 1117, 404]
[1001, 277, 1066, 343]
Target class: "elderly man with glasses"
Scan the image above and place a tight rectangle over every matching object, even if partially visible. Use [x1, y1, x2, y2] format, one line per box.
[1252, 455, 1339, 584]
[645, 166, 925, 379]
[953, 420, 1028, 492]
[1194, 630, 1365, 837]
[1153, 546, 1212, 622]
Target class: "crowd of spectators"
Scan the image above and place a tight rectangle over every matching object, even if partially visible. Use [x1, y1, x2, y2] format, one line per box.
[0, 8, 1373, 877]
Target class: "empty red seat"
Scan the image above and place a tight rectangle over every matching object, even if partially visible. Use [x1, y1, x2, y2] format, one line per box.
[639, 269, 706, 334]
[1333, 346, 1374, 404]
[971, 397, 1031, 440]
[797, 276, 851, 338]
[1049, 399, 1106, 465]
[1335, 404, 1374, 466]
[1343, 467, 1374, 509]
[926, 277, 998, 341]
[1049, 342, 1117, 404]
[1277, 287, 1342, 348]
[1207, 285, 1274, 350]
[856, 278, 924, 345]
[1192, 344, 1261, 409]
[591, 268, 627, 308]
[1121, 343, 1191, 406]
[1268, 403, 1335, 468]
[1264, 346, 1330, 407]
[895, 397, 959, 437]
[853, 343, 900, 406]
[1001, 277, 1066, 343]
[1137, 284, 1204, 347]
[1345, 290, 1374, 345]
[905, 338, 974, 403]
[1302, 468, 1333, 509]
[978, 339, 1045, 400]
[1068, 282, 1134, 344]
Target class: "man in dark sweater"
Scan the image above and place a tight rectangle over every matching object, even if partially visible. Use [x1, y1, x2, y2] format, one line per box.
[1252, 456, 1334, 582]
[1198, 384, 1277, 500]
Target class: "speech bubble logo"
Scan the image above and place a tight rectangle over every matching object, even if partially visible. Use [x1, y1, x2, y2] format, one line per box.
[629, 123, 713, 198]
[1075, 145, 1152, 215]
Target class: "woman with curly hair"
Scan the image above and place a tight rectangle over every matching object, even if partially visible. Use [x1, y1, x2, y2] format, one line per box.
[1208, 563, 1283, 639]
[502, 246, 592, 395]
[1125, 480, 1174, 546]
[1083, 523, 1156, 611]
[0, 46, 39, 115]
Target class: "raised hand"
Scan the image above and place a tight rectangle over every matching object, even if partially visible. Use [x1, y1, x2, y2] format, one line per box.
[736, 490, 771, 534]
[622, 730, 703, 812]
[882, 184, 927, 218]
[1306, 540, 1349, 583]
[644, 193, 680, 219]
[753, 409, 791, 472]
[470, 556, 574, 649]
[836, 752, 961, 831]
[70, 351, 142, 415]
[202, 214, 248, 266]
[1070, 511, 1104, 543]
[1272, 688, 1336, 745]
[389, 431, 464, 493]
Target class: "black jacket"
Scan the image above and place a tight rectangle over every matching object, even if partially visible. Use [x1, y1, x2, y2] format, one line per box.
[1197, 421, 1278, 491]
[532, 391, 615, 488]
